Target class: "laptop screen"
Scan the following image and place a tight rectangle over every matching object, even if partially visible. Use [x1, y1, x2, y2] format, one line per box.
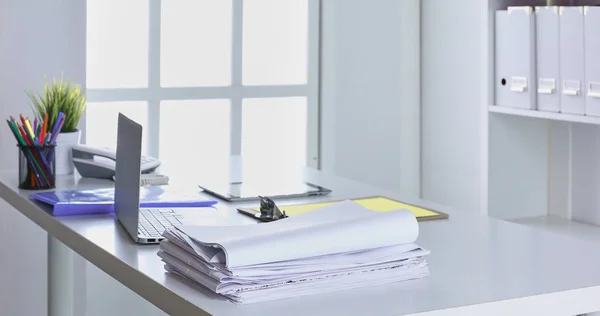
[114, 113, 143, 241]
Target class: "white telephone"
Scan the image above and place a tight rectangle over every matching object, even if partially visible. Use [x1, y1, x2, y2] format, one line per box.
[72, 144, 161, 180]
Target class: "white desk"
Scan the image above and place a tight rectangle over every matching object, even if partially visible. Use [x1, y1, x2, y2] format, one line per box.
[1, 169, 600, 316]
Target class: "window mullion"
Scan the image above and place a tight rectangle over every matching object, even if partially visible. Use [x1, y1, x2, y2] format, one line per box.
[148, 0, 162, 158]
[230, 0, 243, 159]
[307, 0, 321, 169]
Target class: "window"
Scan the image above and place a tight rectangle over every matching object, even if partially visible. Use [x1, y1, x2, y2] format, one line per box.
[85, 0, 320, 178]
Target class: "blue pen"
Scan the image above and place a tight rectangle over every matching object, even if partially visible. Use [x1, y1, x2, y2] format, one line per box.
[48, 112, 64, 145]
[49, 115, 65, 145]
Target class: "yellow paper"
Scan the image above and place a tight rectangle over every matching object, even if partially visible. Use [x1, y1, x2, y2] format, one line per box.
[253, 197, 439, 218]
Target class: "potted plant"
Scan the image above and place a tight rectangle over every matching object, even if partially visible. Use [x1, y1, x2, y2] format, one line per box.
[27, 74, 86, 175]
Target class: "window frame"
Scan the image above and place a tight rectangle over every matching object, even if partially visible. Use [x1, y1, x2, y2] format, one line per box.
[86, 0, 321, 169]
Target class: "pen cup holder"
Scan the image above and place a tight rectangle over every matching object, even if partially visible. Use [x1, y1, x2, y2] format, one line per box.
[18, 144, 56, 190]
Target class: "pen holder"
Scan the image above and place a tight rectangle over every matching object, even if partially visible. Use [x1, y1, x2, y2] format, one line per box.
[18, 144, 56, 190]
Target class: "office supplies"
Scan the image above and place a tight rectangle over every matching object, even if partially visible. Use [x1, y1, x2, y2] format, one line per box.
[238, 196, 449, 222]
[6, 114, 58, 190]
[48, 112, 63, 143]
[158, 200, 430, 304]
[40, 113, 48, 145]
[115, 113, 219, 244]
[495, 7, 537, 110]
[536, 6, 561, 112]
[48, 115, 65, 145]
[199, 180, 331, 202]
[24, 119, 34, 140]
[72, 144, 161, 179]
[140, 174, 170, 186]
[29, 186, 216, 216]
[253, 196, 288, 221]
[112, 173, 170, 186]
[585, 6, 600, 116]
[560, 6, 586, 114]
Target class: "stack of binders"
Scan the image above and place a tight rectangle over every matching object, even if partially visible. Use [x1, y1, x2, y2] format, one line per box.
[495, 5, 600, 116]
[157, 200, 431, 304]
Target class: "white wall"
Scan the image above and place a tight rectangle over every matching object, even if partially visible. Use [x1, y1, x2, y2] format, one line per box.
[321, 0, 483, 213]
[0, 1, 164, 315]
[320, 0, 421, 198]
[0, 0, 86, 315]
[420, 0, 483, 213]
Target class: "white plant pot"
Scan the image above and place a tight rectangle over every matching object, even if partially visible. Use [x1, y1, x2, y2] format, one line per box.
[55, 130, 81, 175]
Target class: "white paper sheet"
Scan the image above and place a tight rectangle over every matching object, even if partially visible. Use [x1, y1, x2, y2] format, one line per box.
[159, 239, 430, 281]
[163, 256, 429, 304]
[158, 200, 430, 304]
[175, 200, 419, 268]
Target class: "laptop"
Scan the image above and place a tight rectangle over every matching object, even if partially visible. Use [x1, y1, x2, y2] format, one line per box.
[114, 113, 215, 244]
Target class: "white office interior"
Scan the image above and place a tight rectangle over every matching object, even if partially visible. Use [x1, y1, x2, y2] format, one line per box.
[4, 0, 600, 315]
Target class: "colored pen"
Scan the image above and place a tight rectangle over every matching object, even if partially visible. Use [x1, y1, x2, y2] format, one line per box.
[20, 115, 34, 140]
[18, 122, 53, 182]
[6, 114, 58, 188]
[16, 124, 30, 145]
[49, 112, 63, 142]
[41, 113, 48, 145]
[6, 120, 24, 145]
[8, 120, 43, 186]
[7, 120, 39, 183]
[7, 118, 46, 187]
[7, 120, 25, 145]
[49, 116, 65, 145]
[16, 124, 49, 186]
[26, 119, 35, 141]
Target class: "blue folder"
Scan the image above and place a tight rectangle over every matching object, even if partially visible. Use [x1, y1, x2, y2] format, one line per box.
[30, 186, 218, 216]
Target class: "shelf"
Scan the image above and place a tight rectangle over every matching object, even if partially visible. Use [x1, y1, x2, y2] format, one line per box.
[489, 105, 600, 125]
[510, 215, 600, 244]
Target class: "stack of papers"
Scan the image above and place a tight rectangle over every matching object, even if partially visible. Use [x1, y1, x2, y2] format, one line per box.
[158, 200, 430, 304]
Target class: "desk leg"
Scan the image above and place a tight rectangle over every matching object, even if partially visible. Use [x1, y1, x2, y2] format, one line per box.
[48, 236, 87, 316]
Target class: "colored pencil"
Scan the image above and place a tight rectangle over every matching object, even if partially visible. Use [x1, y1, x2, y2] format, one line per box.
[49, 116, 65, 145]
[16, 124, 49, 187]
[7, 119, 25, 145]
[6, 113, 62, 188]
[41, 113, 48, 145]
[17, 119, 52, 186]
[49, 112, 63, 140]
[7, 120, 43, 186]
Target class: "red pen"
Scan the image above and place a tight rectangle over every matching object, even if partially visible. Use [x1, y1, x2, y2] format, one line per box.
[17, 124, 31, 146]
[41, 113, 48, 145]
[19, 114, 27, 129]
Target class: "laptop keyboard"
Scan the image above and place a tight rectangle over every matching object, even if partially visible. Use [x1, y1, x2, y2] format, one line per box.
[139, 209, 183, 238]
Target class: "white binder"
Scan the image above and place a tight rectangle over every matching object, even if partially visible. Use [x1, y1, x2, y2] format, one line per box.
[495, 7, 536, 110]
[535, 7, 560, 113]
[559, 7, 585, 115]
[584, 6, 600, 117]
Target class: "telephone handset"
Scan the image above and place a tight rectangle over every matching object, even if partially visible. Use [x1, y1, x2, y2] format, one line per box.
[72, 144, 161, 180]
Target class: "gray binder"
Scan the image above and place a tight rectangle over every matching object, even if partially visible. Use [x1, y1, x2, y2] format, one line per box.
[559, 7, 585, 115]
[536, 7, 561, 113]
[584, 6, 600, 117]
[494, 7, 537, 110]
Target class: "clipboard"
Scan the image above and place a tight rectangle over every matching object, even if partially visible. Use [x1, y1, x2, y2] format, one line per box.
[237, 196, 449, 222]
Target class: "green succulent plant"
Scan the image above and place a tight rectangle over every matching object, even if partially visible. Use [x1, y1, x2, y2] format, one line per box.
[26, 74, 86, 133]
